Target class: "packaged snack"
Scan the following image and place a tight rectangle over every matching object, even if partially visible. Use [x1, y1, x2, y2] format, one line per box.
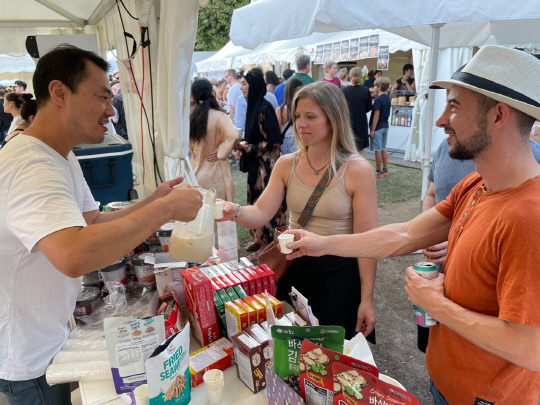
[189, 337, 235, 387]
[243, 296, 266, 324]
[231, 331, 268, 393]
[266, 365, 305, 404]
[234, 299, 257, 327]
[271, 325, 345, 381]
[146, 325, 191, 404]
[234, 285, 248, 299]
[331, 362, 419, 405]
[299, 340, 378, 405]
[224, 301, 248, 337]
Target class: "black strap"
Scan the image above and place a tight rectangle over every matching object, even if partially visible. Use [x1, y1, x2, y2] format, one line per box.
[281, 121, 292, 140]
[296, 153, 349, 227]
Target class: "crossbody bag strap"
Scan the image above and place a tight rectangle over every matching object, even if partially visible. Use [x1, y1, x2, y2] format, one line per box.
[296, 154, 348, 227]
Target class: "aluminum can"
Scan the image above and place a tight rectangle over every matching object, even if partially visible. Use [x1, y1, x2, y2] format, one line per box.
[412, 261, 439, 327]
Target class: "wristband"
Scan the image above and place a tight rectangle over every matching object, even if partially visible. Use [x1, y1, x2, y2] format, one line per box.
[233, 204, 242, 221]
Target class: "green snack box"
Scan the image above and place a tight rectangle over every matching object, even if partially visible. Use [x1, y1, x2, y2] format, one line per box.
[226, 287, 240, 301]
[217, 289, 231, 304]
[234, 285, 248, 299]
[213, 291, 227, 332]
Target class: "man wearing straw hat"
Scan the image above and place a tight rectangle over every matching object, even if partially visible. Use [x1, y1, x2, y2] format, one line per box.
[284, 46, 540, 404]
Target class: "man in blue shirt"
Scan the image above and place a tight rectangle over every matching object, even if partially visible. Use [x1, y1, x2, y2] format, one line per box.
[274, 68, 294, 107]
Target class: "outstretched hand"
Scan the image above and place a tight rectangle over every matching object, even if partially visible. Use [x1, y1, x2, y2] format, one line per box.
[284, 229, 328, 260]
[151, 177, 184, 200]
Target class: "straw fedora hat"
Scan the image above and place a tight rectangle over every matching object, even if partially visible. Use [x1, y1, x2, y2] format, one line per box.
[430, 46, 540, 121]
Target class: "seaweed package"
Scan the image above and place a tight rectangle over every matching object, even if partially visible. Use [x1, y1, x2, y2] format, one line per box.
[271, 325, 345, 384]
[331, 362, 419, 405]
[146, 323, 191, 404]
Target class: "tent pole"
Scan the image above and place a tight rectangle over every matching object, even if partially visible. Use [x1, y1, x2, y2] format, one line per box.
[421, 23, 444, 200]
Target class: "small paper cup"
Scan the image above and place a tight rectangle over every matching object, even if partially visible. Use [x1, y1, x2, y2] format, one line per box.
[277, 233, 294, 254]
[203, 369, 224, 388]
[206, 384, 224, 404]
[214, 200, 224, 219]
[133, 384, 149, 405]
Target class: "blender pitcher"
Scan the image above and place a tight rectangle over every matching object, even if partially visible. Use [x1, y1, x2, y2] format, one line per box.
[169, 187, 216, 263]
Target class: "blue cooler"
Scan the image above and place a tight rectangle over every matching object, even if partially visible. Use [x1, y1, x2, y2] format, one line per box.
[73, 134, 134, 207]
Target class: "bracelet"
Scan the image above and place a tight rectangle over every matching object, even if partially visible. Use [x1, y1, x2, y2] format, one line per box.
[233, 204, 242, 221]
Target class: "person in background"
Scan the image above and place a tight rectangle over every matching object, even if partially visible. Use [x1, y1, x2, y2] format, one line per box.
[265, 70, 280, 94]
[225, 69, 242, 121]
[369, 77, 392, 178]
[274, 68, 294, 106]
[2, 97, 37, 147]
[234, 67, 287, 257]
[394, 63, 416, 100]
[284, 46, 540, 405]
[364, 70, 382, 89]
[338, 67, 350, 87]
[0, 88, 13, 143]
[221, 82, 378, 341]
[14, 80, 27, 94]
[4, 93, 32, 136]
[320, 61, 340, 86]
[342, 67, 372, 156]
[110, 80, 128, 140]
[189, 78, 240, 202]
[112, 69, 120, 81]
[0, 44, 202, 405]
[290, 54, 315, 86]
[276, 78, 303, 155]
[215, 80, 228, 110]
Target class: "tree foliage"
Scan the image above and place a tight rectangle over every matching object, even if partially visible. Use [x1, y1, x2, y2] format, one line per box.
[195, 0, 250, 51]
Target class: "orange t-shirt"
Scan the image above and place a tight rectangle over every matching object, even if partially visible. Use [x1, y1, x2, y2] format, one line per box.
[427, 172, 540, 404]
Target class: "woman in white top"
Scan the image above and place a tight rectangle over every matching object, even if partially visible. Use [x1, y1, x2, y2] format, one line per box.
[4, 93, 32, 135]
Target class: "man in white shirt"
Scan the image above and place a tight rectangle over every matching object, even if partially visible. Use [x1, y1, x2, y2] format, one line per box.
[0, 45, 202, 405]
[225, 69, 242, 121]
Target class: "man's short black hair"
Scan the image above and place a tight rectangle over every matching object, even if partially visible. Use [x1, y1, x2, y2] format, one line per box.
[403, 63, 414, 74]
[14, 80, 27, 90]
[283, 69, 295, 80]
[33, 44, 109, 108]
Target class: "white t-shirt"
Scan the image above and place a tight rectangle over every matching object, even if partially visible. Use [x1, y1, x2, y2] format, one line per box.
[265, 92, 279, 110]
[7, 115, 24, 135]
[0, 135, 97, 380]
[226, 83, 242, 112]
[234, 94, 278, 132]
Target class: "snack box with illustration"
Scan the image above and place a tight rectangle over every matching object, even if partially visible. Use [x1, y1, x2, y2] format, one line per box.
[188, 337, 235, 387]
[180, 267, 220, 347]
[230, 324, 272, 393]
[331, 362, 419, 405]
[266, 365, 305, 405]
[298, 340, 378, 405]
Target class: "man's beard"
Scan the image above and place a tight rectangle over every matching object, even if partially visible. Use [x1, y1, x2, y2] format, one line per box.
[448, 117, 491, 160]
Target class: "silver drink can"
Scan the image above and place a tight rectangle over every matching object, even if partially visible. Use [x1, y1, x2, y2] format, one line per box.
[412, 261, 439, 327]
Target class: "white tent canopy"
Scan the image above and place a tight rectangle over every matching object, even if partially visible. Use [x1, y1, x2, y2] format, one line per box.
[197, 29, 428, 74]
[0, 0, 201, 197]
[230, 0, 540, 196]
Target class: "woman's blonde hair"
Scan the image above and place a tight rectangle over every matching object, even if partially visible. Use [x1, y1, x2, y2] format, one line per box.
[349, 67, 363, 86]
[291, 82, 358, 173]
[324, 61, 337, 73]
[337, 68, 348, 81]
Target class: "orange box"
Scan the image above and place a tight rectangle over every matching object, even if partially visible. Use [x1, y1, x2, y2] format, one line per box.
[189, 337, 235, 387]
[224, 300, 248, 337]
[253, 293, 283, 319]
[243, 296, 266, 324]
[235, 299, 257, 327]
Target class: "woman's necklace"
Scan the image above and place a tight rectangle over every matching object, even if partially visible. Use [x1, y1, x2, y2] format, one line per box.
[306, 149, 329, 175]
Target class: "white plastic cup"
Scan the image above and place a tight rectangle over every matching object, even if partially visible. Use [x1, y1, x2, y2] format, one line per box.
[214, 200, 224, 219]
[203, 369, 224, 404]
[277, 233, 294, 254]
[206, 385, 224, 405]
[133, 383, 149, 405]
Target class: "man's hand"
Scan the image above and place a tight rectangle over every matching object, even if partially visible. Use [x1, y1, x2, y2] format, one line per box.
[164, 185, 203, 222]
[369, 130, 375, 138]
[422, 241, 448, 264]
[356, 301, 377, 338]
[284, 229, 328, 259]
[404, 267, 446, 315]
[151, 177, 184, 201]
[206, 151, 218, 163]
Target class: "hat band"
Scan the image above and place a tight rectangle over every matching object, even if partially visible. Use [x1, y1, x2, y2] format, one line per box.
[452, 71, 540, 108]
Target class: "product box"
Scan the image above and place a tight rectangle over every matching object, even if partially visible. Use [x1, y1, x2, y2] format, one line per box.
[234, 299, 257, 327]
[258, 264, 276, 296]
[266, 365, 305, 405]
[244, 267, 263, 294]
[200, 267, 227, 290]
[331, 362, 419, 405]
[234, 285, 248, 299]
[238, 269, 257, 296]
[224, 300, 248, 338]
[252, 266, 270, 294]
[188, 337, 235, 387]
[230, 331, 268, 393]
[225, 287, 240, 301]
[299, 340, 378, 405]
[244, 296, 266, 324]
[213, 291, 226, 332]
[253, 293, 283, 319]
[180, 267, 220, 347]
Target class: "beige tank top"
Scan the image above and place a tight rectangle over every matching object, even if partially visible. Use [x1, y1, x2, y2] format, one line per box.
[286, 155, 354, 236]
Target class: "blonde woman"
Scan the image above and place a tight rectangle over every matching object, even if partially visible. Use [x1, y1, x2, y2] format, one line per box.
[220, 82, 378, 341]
[338, 67, 350, 87]
[342, 67, 372, 155]
[320, 61, 340, 87]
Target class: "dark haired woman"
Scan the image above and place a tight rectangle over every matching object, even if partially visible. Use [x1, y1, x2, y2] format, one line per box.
[342, 67, 372, 156]
[236, 67, 287, 257]
[189, 78, 240, 201]
[276, 78, 303, 155]
[2, 98, 37, 146]
[4, 93, 33, 136]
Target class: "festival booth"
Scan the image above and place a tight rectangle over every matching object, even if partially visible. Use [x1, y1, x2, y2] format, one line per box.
[230, 0, 540, 195]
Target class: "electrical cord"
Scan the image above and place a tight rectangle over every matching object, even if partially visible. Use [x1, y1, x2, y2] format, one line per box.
[119, 0, 139, 20]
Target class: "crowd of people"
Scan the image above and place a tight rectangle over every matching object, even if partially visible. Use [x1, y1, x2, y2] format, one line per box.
[1, 43, 540, 405]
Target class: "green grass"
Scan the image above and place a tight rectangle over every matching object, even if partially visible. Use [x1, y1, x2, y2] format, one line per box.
[231, 162, 422, 244]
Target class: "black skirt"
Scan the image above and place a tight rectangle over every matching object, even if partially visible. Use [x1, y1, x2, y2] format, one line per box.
[277, 254, 375, 343]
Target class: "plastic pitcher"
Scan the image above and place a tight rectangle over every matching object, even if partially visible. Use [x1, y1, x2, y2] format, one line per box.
[169, 187, 216, 263]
